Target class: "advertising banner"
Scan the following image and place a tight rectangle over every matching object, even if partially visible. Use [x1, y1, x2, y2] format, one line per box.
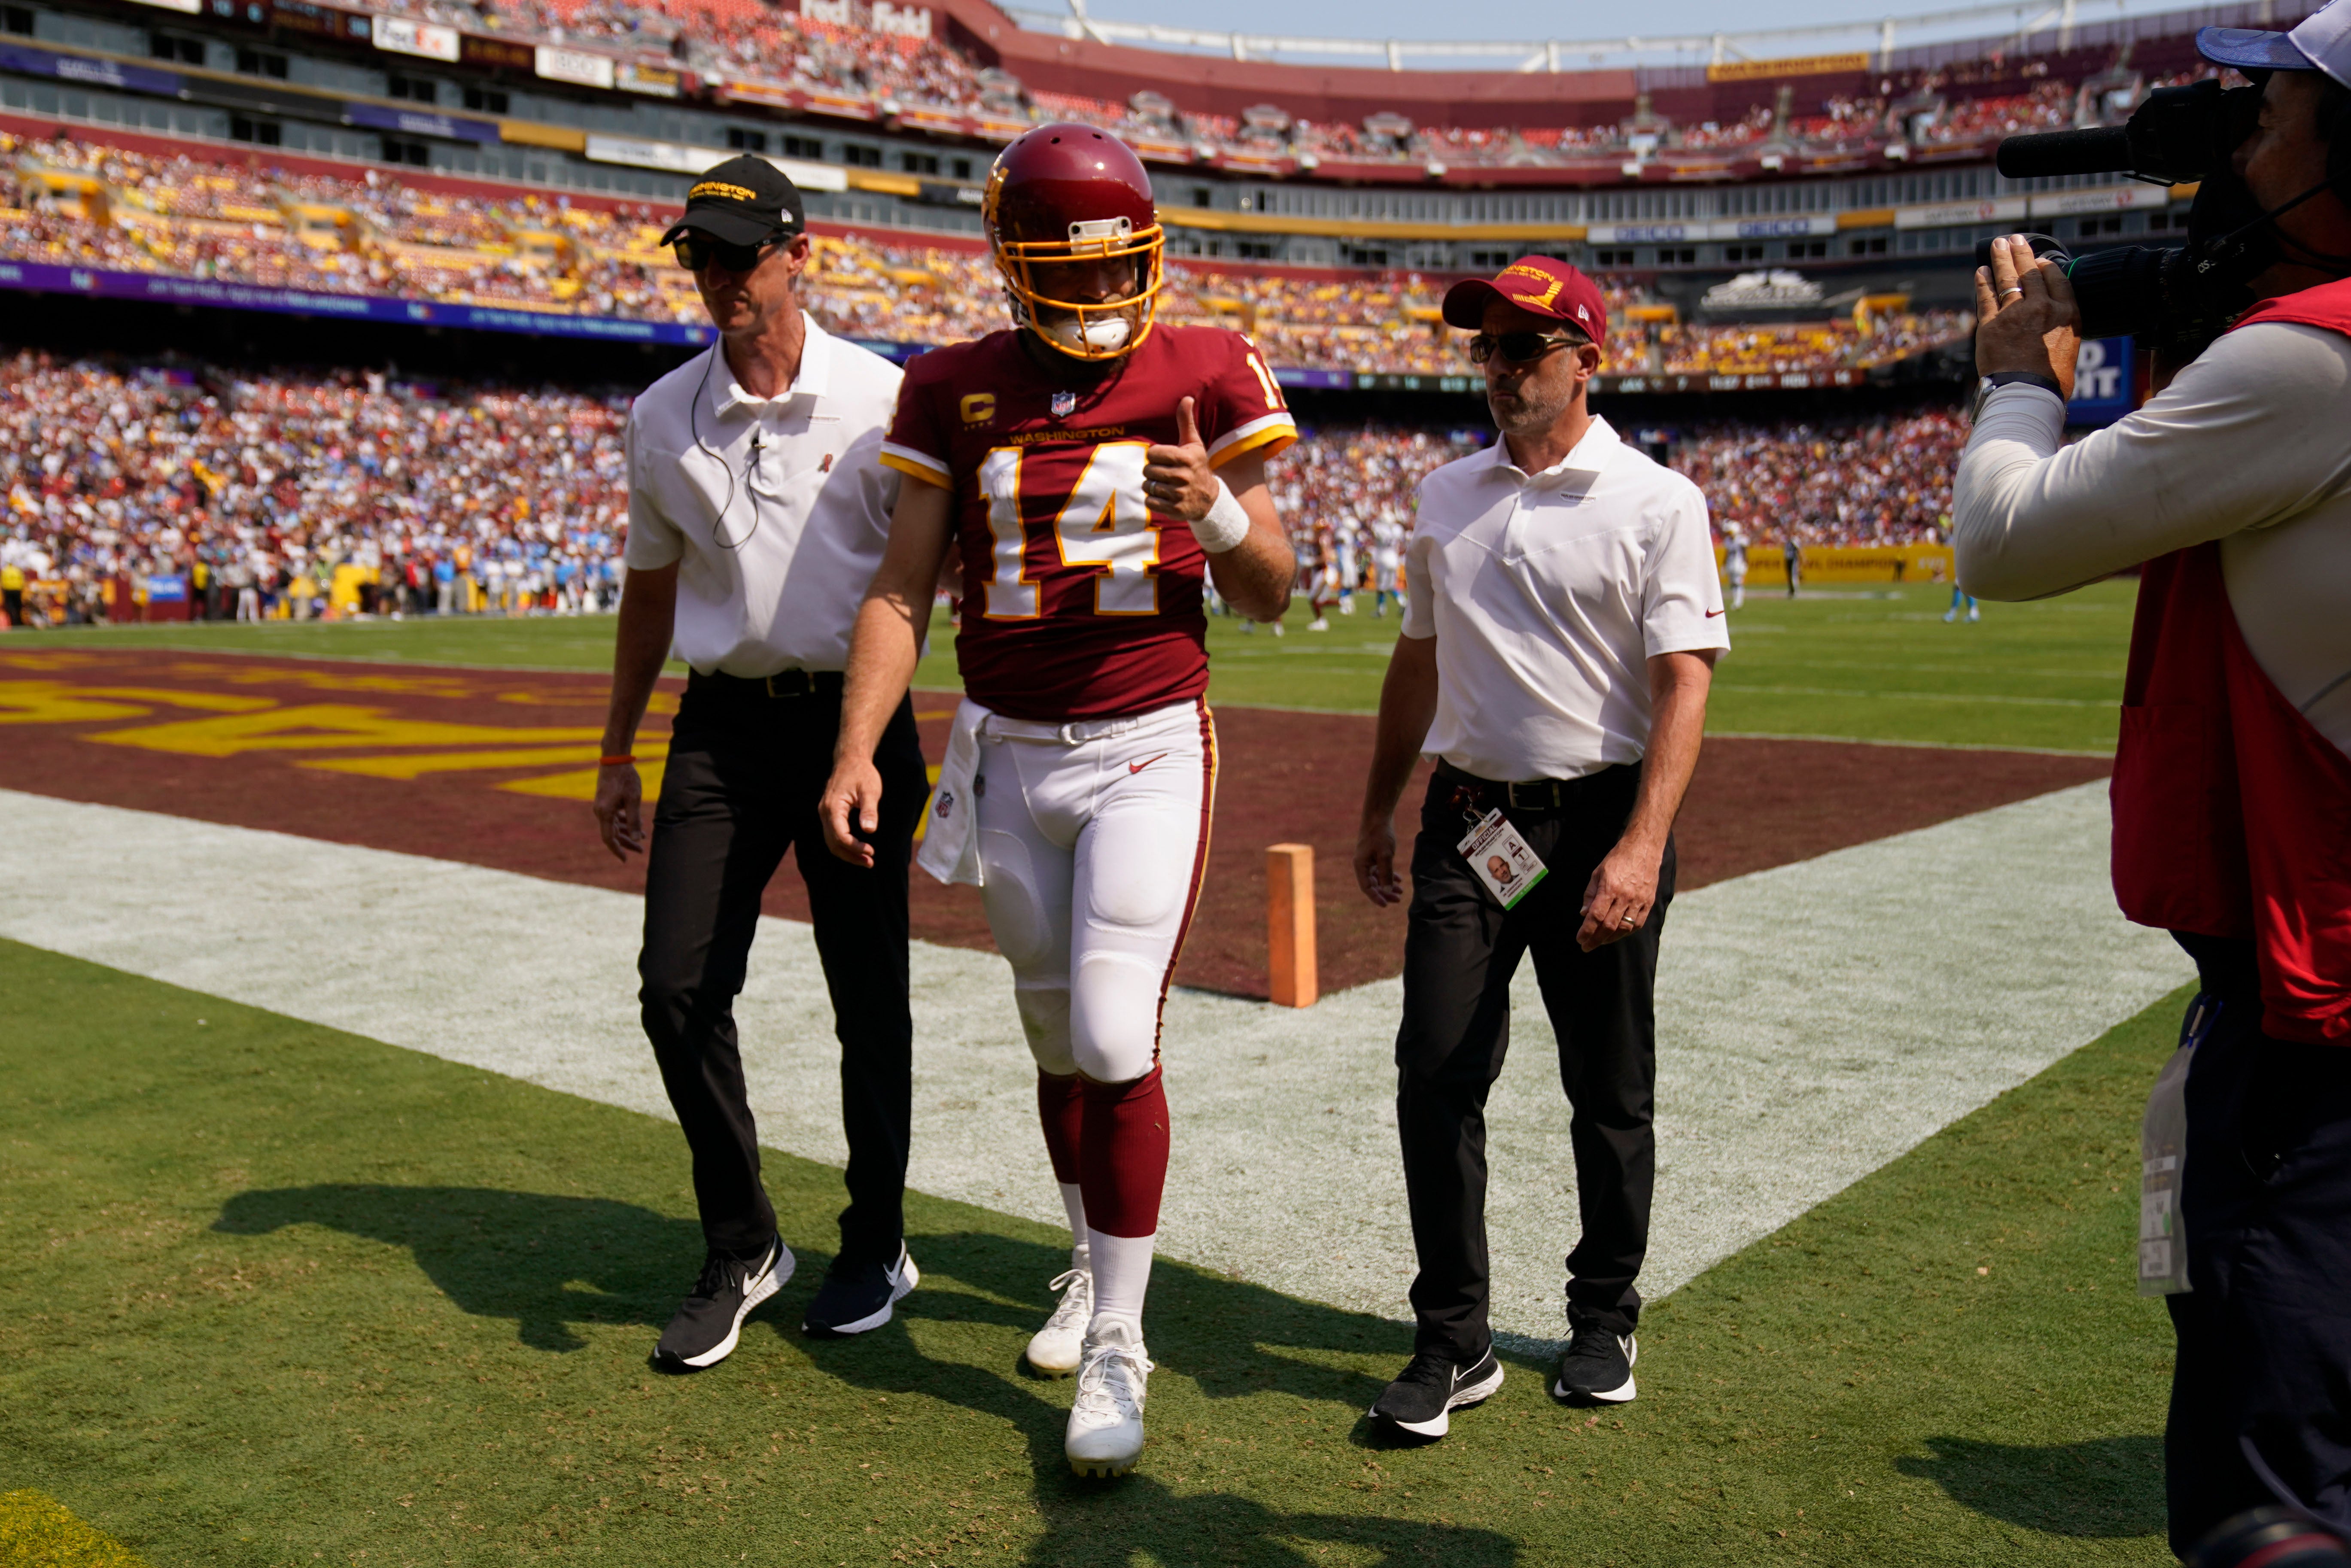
[372, 14, 459, 60]
[534, 43, 615, 90]
[1707, 52, 1868, 82]
[615, 61, 682, 97]
[2068, 335, 2135, 425]
[344, 102, 501, 143]
[1894, 197, 2028, 230]
[0, 260, 719, 347]
[0, 41, 183, 95]
[270, 0, 370, 39]
[459, 33, 533, 70]
[2028, 184, 2173, 218]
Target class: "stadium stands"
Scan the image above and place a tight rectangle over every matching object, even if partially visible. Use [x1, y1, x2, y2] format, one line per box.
[1674, 410, 1968, 547]
[0, 129, 1971, 375]
[245, 0, 2227, 172]
[0, 348, 1969, 628]
[0, 350, 631, 623]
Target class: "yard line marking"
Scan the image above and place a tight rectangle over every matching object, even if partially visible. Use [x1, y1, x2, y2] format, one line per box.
[1712, 682, 2115, 708]
[0, 785, 2184, 1346]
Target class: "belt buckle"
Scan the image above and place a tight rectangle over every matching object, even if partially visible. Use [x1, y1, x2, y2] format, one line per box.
[764, 671, 804, 699]
[1507, 780, 1553, 811]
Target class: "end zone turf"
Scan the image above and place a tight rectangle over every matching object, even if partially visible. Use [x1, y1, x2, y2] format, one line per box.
[2, 937, 2182, 1565]
[0, 1492, 149, 1567]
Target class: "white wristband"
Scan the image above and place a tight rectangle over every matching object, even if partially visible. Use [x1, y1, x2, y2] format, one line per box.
[1190, 476, 1253, 555]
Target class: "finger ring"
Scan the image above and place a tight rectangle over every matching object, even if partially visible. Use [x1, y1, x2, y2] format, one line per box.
[1999, 286, 2024, 299]
[1619, 914, 1637, 927]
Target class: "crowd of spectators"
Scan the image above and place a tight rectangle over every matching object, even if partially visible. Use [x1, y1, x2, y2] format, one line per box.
[1671, 408, 1969, 547]
[1, 131, 1970, 377]
[0, 347, 1976, 631]
[0, 350, 629, 627]
[98, 0, 2220, 172]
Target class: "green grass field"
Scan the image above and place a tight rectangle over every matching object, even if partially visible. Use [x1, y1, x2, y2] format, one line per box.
[0, 937, 2182, 1566]
[8, 578, 2133, 754]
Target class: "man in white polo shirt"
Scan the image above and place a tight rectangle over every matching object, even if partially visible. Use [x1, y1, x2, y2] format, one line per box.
[1353, 256, 1727, 1440]
[592, 158, 930, 1371]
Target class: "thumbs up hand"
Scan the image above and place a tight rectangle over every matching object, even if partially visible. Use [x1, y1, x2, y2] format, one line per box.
[1144, 395, 1217, 525]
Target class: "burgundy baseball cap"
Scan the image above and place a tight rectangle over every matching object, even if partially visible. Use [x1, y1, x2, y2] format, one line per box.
[1442, 255, 1609, 342]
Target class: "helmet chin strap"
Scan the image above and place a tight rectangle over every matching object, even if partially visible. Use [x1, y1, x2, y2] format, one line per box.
[1016, 296, 1134, 357]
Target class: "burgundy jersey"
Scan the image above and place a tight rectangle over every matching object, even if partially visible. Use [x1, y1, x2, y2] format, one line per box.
[881, 324, 1296, 720]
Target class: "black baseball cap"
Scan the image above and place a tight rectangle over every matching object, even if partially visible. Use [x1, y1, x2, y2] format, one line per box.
[660, 155, 806, 249]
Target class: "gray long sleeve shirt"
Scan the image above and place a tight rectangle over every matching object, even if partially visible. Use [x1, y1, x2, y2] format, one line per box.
[1953, 320, 2351, 756]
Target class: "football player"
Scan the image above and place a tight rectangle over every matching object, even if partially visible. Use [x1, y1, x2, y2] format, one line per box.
[818, 125, 1298, 1477]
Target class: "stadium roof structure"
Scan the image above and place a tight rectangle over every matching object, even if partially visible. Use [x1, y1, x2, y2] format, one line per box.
[929, 0, 2297, 120]
[1011, 0, 2229, 70]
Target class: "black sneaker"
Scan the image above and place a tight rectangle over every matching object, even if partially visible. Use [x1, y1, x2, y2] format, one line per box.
[801, 1241, 920, 1337]
[1367, 1346, 1505, 1440]
[653, 1238, 792, 1372]
[1552, 1319, 1637, 1405]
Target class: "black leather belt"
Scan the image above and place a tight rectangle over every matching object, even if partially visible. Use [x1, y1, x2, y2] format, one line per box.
[689, 668, 844, 699]
[1434, 759, 1627, 813]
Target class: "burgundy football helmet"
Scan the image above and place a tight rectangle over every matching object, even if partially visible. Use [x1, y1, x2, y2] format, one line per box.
[983, 123, 1165, 361]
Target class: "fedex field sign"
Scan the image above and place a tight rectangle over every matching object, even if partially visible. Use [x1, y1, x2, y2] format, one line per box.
[2069, 336, 2134, 425]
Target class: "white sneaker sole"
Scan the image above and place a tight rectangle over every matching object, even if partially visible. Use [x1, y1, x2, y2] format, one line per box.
[1067, 1430, 1145, 1477]
[808, 1254, 920, 1337]
[1553, 1336, 1638, 1404]
[1371, 1360, 1505, 1439]
[670, 1245, 795, 1370]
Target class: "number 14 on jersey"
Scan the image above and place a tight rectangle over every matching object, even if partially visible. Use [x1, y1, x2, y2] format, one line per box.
[978, 442, 1166, 619]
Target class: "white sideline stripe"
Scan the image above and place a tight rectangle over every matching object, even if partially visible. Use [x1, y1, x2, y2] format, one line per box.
[0, 785, 2187, 1346]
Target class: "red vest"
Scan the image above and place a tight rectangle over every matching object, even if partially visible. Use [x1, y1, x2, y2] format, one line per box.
[2110, 277, 2351, 1044]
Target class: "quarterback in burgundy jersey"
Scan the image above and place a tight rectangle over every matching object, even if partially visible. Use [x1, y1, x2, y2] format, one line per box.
[881, 322, 1295, 719]
[821, 123, 1296, 1479]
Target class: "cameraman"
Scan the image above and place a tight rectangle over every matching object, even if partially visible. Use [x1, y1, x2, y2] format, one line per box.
[1952, 5, 2351, 1556]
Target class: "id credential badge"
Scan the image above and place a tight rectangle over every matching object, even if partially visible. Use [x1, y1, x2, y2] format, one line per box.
[1459, 808, 1547, 909]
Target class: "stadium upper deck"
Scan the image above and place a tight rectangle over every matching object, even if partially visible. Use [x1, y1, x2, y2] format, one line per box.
[0, 0, 2310, 226]
[0, 0, 2297, 371]
[0, 125, 1970, 383]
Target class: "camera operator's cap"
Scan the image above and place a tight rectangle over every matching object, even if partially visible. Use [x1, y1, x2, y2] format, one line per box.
[1442, 255, 1609, 343]
[659, 155, 806, 249]
[2196, 0, 2351, 91]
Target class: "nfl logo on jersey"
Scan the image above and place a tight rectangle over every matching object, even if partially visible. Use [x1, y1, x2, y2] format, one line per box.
[1050, 390, 1077, 419]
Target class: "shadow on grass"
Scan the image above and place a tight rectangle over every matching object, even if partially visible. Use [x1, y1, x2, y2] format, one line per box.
[806, 1230, 1518, 1566]
[213, 1184, 697, 1352]
[1896, 1434, 2165, 1538]
[212, 1194, 1520, 1563]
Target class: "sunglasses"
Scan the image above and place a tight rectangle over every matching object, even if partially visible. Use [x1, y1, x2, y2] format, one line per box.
[672, 231, 787, 273]
[1468, 329, 1587, 365]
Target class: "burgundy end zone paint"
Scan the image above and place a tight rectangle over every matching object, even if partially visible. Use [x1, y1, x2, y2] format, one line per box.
[0, 648, 2108, 998]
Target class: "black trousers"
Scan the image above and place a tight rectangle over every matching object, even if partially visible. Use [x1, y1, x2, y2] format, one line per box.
[1396, 763, 1671, 1359]
[638, 673, 928, 1264]
[2165, 933, 2351, 1559]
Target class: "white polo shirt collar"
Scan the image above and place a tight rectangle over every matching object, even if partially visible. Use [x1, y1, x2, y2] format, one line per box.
[1401, 411, 1728, 782]
[1479, 414, 1623, 487]
[708, 314, 833, 422]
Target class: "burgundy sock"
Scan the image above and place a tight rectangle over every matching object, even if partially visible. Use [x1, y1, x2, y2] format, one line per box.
[1078, 1066, 1171, 1239]
[1036, 1070, 1083, 1185]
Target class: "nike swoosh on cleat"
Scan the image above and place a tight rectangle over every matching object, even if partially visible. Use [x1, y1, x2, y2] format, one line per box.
[1128, 753, 1171, 774]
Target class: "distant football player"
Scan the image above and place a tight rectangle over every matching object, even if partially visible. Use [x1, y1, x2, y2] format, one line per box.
[1721, 521, 1749, 611]
[818, 125, 1298, 1477]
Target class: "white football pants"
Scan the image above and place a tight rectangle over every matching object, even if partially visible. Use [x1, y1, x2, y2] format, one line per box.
[973, 698, 1216, 1086]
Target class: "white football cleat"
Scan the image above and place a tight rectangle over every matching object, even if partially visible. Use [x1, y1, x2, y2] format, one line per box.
[1025, 1267, 1092, 1377]
[1065, 1313, 1152, 1477]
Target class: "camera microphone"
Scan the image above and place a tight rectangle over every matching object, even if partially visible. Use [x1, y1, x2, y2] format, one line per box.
[1995, 125, 2134, 180]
